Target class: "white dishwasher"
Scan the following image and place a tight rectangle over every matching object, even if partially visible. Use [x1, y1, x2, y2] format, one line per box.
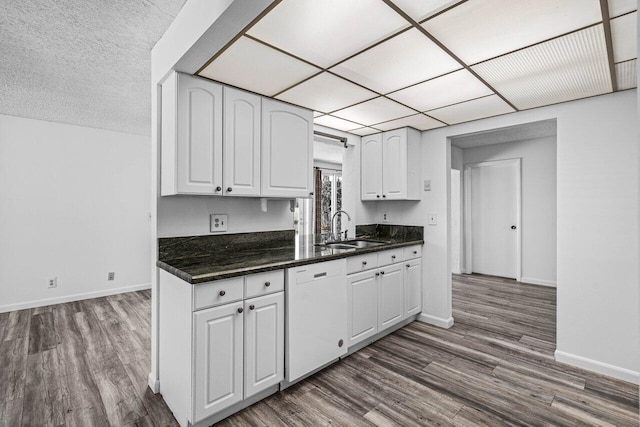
[286, 259, 347, 383]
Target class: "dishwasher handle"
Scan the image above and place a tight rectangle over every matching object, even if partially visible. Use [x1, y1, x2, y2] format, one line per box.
[314, 272, 327, 278]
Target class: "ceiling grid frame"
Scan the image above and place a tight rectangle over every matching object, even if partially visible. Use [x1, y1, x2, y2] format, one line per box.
[600, 0, 619, 90]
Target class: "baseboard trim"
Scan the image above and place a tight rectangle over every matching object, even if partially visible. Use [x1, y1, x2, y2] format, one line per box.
[148, 373, 160, 394]
[418, 313, 454, 329]
[0, 283, 152, 313]
[521, 277, 557, 288]
[554, 350, 639, 384]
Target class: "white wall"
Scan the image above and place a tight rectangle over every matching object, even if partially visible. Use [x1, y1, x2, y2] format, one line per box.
[410, 90, 638, 382]
[462, 136, 557, 286]
[0, 114, 151, 312]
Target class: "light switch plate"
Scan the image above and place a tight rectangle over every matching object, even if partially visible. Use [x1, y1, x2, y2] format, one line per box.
[428, 213, 437, 225]
[424, 180, 431, 191]
[210, 214, 228, 233]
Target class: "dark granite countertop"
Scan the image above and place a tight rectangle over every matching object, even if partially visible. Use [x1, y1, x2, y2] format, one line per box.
[157, 224, 424, 284]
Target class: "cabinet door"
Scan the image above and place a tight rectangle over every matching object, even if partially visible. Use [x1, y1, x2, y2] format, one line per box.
[404, 259, 422, 317]
[361, 133, 382, 200]
[223, 87, 261, 197]
[176, 74, 223, 194]
[382, 128, 408, 199]
[378, 263, 404, 331]
[244, 292, 284, 399]
[261, 98, 313, 198]
[347, 270, 378, 347]
[193, 303, 243, 422]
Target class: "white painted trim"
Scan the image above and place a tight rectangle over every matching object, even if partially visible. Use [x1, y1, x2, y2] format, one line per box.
[554, 350, 639, 385]
[148, 373, 160, 394]
[0, 283, 152, 313]
[520, 277, 557, 288]
[463, 158, 522, 281]
[418, 313, 455, 329]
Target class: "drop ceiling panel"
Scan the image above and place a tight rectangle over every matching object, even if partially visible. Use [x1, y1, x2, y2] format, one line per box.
[609, 0, 637, 17]
[390, 0, 462, 23]
[616, 59, 637, 90]
[313, 115, 364, 131]
[428, 95, 515, 125]
[374, 114, 444, 131]
[198, 36, 320, 96]
[423, 0, 602, 64]
[330, 28, 461, 94]
[349, 127, 382, 136]
[388, 69, 493, 112]
[472, 25, 612, 110]
[246, 0, 409, 68]
[331, 97, 416, 126]
[611, 13, 637, 63]
[276, 72, 377, 113]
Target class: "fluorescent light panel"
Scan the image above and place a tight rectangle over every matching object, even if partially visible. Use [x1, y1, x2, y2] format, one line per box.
[391, 0, 462, 22]
[247, 0, 408, 68]
[616, 60, 637, 90]
[472, 25, 611, 110]
[428, 95, 515, 125]
[198, 36, 319, 96]
[313, 115, 364, 132]
[276, 72, 377, 113]
[609, 0, 637, 17]
[331, 29, 461, 94]
[423, 0, 602, 64]
[374, 114, 444, 131]
[611, 13, 637, 63]
[332, 97, 416, 126]
[388, 69, 493, 112]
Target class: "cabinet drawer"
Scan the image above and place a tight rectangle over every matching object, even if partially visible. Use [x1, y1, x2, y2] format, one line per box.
[346, 253, 378, 275]
[245, 270, 284, 298]
[403, 245, 422, 260]
[378, 249, 404, 267]
[193, 277, 244, 311]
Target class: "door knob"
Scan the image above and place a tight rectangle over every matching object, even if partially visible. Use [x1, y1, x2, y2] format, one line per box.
[264, 281, 271, 287]
[227, 187, 232, 192]
[376, 195, 380, 198]
[511, 225, 517, 230]
[237, 307, 243, 314]
[219, 290, 226, 296]
[215, 186, 222, 192]
[249, 304, 255, 311]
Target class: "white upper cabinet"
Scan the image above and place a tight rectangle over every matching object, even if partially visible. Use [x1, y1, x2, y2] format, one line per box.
[161, 73, 313, 198]
[223, 87, 261, 197]
[162, 72, 223, 196]
[361, 133, 383, 200]
[361, 127, 421, 201]
[261, 98, 313, 198]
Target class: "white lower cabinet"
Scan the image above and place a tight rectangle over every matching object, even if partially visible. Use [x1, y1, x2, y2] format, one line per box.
[347, 270, 378, 346]
[404, 259, 422, 317]
[378, 263, 404, 331]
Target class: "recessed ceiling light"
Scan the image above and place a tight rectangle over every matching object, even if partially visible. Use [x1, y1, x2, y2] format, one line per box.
[247, 0, 409, 68]
[198, 36, 319, 96]
[314, 115, 365, 132]
[373, 114, 445, 131]
[276, 73, 377, 113]
[611, 12, 637, 63]
[423, 0, 602, 64]
[332, 97, 416, 126]
[331, 29, 461, 93]
[388, 69, 493, 112]
[472, 25, 611, 110]
[428, 95, 515, 124]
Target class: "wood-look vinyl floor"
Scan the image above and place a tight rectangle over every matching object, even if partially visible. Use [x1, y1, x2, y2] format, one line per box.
[1, 275, 638, 426]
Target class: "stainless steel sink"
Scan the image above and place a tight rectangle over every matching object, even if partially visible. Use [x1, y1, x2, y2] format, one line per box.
[316, 239, 387, 250]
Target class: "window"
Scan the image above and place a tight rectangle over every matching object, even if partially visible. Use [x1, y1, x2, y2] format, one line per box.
[294, 167, 342, 237]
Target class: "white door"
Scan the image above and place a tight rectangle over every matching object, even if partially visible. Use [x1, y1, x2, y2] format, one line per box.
[193, 302, 243, 422]
[347, 270, 378, 347]
[244, 292, 284, 399]
[382, 128, 408, 200]
[223, 86, 261, 197]
[261, 98, 313, 198]
[467, 159, 520, 279]
[176, 74, 223, 194]
[378, 263, 404, 331]
[361, 133, 382, 200]
[404, 259, 422, 317]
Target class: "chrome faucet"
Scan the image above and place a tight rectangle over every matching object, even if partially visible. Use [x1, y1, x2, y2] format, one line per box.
[331, 210, 351, 241]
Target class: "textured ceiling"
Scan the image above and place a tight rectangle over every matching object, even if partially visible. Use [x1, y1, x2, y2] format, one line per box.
[0, 0, 186, 136]
[199, 0, 637, 136]
[450, 119, 557, 149]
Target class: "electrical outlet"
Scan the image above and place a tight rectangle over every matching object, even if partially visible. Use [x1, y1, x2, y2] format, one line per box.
[108, 272, 115, 281]
[210, 214, 228, 233]
[48, 277, 57, 288]
[428, 213, 438, 225]
[424, 180, 431, 191]
[382, 212, 389, 222]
